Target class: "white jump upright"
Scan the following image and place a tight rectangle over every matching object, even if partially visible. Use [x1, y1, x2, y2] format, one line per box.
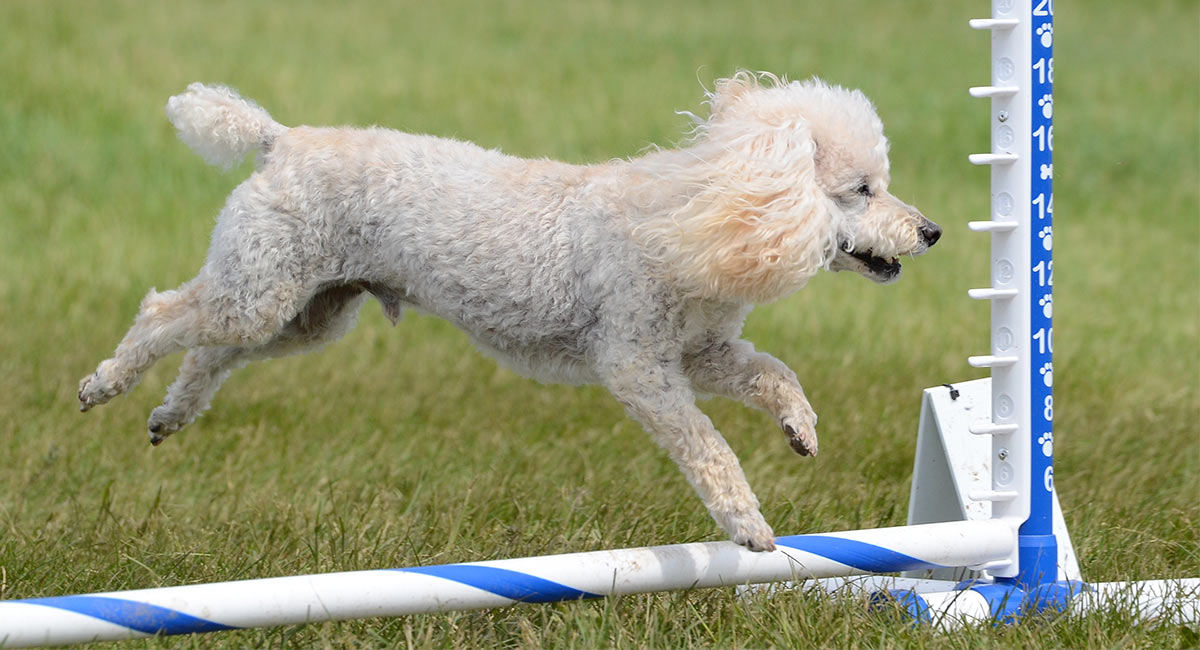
[908, 0, 1057, 585]
[969, 0, 1058, 590]
[967, 0, 1055, 588]
[878, 0, 1198, 626]
[2, 1, 1197, 646]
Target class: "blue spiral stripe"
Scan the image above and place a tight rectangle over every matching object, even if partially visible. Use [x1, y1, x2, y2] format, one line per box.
[774, 535, 945, 573]
[20, 595, 237, 635]
[396, 565, 601, 603]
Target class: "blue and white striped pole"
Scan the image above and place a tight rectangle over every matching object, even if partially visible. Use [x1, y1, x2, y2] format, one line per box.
[0, 520, 1013, 647]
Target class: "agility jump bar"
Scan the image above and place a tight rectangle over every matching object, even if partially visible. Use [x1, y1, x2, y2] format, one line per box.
[0, 520, 1011, 647]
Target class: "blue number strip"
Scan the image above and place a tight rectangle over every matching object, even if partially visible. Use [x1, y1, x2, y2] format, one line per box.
[1011, 0, 1058, 591]
[396, 565, 601, 603]
[19, 595, 236, 635]
[1026, 0, 1055, 536]
[775, 535, 946, 573]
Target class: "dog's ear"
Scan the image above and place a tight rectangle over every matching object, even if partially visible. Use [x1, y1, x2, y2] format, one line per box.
[708, 71, 757, 118]
[635, 116, 839, 303]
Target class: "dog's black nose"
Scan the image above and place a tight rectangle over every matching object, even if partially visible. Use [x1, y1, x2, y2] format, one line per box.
[921, 221, 943, 247]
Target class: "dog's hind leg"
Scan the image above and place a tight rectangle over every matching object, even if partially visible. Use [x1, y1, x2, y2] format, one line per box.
[80, 280, 237, 412]
[684, 339, 818, 457]
[78, 176, 345, 411]
[600, 350, 776, 552]
[144, 345, 248, 442]
[144, 284, 368, 443]
[79, 200, 322, 413]
[78, 278, 300, 412]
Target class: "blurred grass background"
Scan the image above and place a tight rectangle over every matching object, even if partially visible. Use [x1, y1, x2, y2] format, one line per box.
[1, 1, 1196, 647]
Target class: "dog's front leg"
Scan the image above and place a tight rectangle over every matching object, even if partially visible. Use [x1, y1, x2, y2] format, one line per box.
[684, 339, 818, 457]
[601, 358, 775, 552]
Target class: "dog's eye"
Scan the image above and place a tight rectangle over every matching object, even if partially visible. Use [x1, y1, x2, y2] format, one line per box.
[855, 183, 872, 197]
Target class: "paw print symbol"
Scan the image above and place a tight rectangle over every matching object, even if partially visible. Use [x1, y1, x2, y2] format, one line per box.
[1040, 362, 1053, 387]
[1038, 94, 1053, 119]
[1038, 226, 1053, 251]
[1040, 163, 1053, 180]
[1037, 432, 1053, 457]
[1039, 294, 1052, 318]
[1037, 23, 1053, 48]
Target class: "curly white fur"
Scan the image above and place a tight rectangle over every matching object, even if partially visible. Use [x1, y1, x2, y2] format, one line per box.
[633, 74, 842, 301]
[165, 83, 286, 169]
[79, 73, 940, 552]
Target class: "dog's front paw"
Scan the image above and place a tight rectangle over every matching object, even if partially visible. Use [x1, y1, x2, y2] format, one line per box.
[781, 410, 818, 457]
[78, 360, 122, 412]
[726, 510, 776, 553]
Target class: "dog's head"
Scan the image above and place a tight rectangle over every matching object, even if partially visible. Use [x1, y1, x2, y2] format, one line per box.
[785, 79, 942, 285]
[633, 72, 940, 302]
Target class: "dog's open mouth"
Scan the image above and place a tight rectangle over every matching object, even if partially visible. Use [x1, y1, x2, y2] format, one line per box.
[840, 243, 901, 282]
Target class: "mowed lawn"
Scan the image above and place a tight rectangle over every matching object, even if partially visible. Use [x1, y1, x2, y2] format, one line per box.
[1, 1, 1196, 647]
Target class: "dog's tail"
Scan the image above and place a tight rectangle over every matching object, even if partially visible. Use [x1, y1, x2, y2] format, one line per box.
[165, 83, 287, 169]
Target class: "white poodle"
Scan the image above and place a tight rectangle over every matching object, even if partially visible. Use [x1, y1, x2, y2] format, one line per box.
[79, 72, 940, 552]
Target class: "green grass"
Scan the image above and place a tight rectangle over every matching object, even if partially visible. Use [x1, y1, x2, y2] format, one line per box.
[1, 0, 1197, 647]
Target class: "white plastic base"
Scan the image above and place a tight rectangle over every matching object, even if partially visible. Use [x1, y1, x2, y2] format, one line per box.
[874, 578, 1200, 629]
[741, 577, 1200, 629]
[904, 378, 1080, 582]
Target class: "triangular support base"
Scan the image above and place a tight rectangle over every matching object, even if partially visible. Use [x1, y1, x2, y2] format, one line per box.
[902, 378, 1080, 582]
